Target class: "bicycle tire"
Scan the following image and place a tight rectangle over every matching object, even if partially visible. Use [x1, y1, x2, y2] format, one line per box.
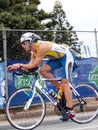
[71, 83, 98, 124]
[6, 87, 46, 130]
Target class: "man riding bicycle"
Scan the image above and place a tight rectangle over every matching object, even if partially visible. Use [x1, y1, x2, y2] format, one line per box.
[7, 32, 76, 120]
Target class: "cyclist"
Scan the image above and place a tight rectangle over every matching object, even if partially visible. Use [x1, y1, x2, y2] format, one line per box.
[7, 32, 76, 120]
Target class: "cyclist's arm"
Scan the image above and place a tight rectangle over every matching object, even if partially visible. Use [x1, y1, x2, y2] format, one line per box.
[7, 45, 45, 71]
[7, 52, 35, 70]
[7, 42, 50, 71]
[22, 50, 44, 70]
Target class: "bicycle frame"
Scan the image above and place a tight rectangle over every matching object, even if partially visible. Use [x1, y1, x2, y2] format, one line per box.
[25, 74, 84, 110]
[70, 83, 86, 105]
[35, 77, 58, 104]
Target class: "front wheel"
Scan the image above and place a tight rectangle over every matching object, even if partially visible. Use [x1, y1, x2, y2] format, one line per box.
[6, 87, 46, 130]
[72, 83, 98, 124]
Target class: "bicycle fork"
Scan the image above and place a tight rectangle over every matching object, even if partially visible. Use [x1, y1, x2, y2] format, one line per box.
[23, 87, 35, 110]
[24, 78, 37, 110]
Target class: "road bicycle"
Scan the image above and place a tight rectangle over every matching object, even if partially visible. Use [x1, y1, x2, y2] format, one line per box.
[6, 67, 98, 130]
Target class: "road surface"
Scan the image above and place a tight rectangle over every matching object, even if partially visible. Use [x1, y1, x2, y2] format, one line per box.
[0, 115, 98, 130]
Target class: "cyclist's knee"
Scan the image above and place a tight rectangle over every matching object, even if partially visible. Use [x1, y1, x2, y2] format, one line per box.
[40, 65, 51, 75]
[61, 79, 69, 87]
[40, 66, 45, 75]
[62, 79, 69, 83]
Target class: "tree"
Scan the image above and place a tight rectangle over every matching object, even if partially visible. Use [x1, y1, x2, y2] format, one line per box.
[0, 0, 50, 29]
[0, 0, 50, 60]
[44, 0, 80, 55]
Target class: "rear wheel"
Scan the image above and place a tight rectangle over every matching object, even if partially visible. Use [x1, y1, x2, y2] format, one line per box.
[72, 83, 98, 124]
[6, 87, 46, 130]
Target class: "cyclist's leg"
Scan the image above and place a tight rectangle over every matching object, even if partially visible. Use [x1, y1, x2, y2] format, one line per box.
[40, 54, 76, 119]
[61, 79, 73, 108]
[60, 51, 76, 120]
[40, 59, 62, 89]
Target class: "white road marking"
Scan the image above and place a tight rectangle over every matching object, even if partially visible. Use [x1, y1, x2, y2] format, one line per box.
[68, 125, 98, 130]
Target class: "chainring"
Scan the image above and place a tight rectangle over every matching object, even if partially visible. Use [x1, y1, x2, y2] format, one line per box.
[54, 105, 66, 116]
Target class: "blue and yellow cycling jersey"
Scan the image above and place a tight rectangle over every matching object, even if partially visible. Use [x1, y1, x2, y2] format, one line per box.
[33, 42, 67, 60]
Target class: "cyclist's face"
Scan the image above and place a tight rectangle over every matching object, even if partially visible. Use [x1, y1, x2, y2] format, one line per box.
[21, 41, 30, 51]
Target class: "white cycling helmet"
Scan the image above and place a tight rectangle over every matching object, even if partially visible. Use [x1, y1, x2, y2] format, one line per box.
[20, 32, 41, 43]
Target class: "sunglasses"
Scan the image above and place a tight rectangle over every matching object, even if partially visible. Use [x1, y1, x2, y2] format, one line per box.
[21, 42, 27, 45]
[21, 40, 30, 45]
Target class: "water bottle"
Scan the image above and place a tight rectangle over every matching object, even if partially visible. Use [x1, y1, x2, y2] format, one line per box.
[49, 89, 57, 98]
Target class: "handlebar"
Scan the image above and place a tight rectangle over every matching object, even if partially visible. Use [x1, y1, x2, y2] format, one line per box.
[12, 67, 39, 77]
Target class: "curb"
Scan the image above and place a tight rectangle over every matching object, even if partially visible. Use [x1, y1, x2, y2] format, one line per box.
[46, 103, 55, 116]
[0, 103, 55, 121]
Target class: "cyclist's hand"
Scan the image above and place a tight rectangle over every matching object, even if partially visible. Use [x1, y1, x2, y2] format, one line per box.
[7, 63, 20, 71]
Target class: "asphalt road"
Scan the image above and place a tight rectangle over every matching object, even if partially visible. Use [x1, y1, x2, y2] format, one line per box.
[0, 115, 98, 130]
